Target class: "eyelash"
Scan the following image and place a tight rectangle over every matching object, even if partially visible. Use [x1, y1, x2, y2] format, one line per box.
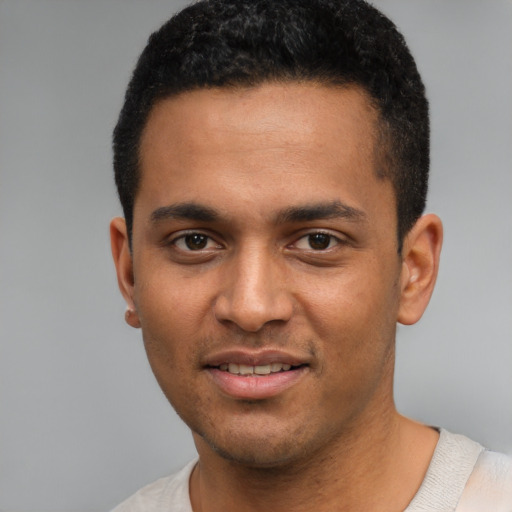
[171, 232, 222, 252]
[292, 231, 342, 251]
[168, 230, 344, 253]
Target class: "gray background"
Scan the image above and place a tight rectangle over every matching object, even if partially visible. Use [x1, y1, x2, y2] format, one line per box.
[1, 1, 511, 510]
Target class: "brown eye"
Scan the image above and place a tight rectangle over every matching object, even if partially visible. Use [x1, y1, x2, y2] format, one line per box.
[293, 232, 340, 251]
[170, 231, 223, 258]
[308, 233, 332, 250]
[184, 233, 209, 250]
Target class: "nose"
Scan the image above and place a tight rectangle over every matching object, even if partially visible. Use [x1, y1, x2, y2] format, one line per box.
[214, 246, 294, 332]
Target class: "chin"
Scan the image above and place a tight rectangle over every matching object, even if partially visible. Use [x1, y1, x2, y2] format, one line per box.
[209, 438, 303, 468]
[193, 421, 322, 470]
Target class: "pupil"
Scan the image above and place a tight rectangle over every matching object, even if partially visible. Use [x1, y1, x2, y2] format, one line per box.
[185, 233, 207, 250]
[309, 233, 330, 250]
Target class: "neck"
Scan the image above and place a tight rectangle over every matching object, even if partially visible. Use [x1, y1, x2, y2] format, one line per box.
[190, 407, 438, 512]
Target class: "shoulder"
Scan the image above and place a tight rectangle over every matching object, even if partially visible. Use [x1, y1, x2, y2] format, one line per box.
[111, 459, 197, 512]
[456, 448, 512, 511]
[406, 429, 512, 512]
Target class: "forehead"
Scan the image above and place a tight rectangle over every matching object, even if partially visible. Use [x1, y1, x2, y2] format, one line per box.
[141, 82, 379, 162]
[136, 82, 393, 227]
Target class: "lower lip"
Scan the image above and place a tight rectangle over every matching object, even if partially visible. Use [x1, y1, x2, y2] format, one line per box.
[207, 367, 307, 400]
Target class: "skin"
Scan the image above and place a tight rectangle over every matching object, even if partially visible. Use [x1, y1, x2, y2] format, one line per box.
[111, 83, 443, 511]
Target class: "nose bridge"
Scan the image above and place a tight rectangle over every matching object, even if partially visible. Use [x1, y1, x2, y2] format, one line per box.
[214, 241, 292, 332]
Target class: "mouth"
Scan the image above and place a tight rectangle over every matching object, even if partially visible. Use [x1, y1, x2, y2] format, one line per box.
[204, 351, 309, 400]
[211, 362, 302, 376]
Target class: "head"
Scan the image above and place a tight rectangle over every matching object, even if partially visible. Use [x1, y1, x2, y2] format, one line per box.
[113, 0, 429, 251]
[110, 0, 442, 469]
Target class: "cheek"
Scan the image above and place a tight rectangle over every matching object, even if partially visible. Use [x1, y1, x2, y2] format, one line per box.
[136, 282, 204, 412]
[134, 277, 204, 374]
[298, 261, 400, 367]
[299, 269, 393, 332]
[136, 265, 215, 332]
[306, 271, 398, 414]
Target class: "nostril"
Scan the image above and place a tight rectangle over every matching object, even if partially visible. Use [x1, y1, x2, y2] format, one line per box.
[213, 289, 293, 333]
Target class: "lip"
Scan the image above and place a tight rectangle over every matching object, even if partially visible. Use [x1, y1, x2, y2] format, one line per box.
[203, 348, 307, 367]
[203, 348, 310, 400]
[207, 366, 308, 400]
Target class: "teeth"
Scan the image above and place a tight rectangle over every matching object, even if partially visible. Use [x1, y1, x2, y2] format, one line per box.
[219, 362, 294, 375]
[254, 364, 271, 375]
[239, 364, 254, 375]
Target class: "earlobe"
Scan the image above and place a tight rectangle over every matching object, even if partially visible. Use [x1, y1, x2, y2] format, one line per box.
[110, 217, 141, 329]
[397, 214, 443, 325]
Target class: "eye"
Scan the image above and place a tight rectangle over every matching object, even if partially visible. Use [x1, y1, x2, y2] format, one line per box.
[173, 233, 219, 251]
[294, 232, 339, 250]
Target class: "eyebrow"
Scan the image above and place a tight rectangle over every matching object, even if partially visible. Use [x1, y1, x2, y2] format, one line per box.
[150, 200, 366, 225]
[275, 201, 367, 224]
[150, 202, 218, 222]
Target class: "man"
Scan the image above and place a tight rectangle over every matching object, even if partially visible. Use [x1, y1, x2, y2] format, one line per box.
[110, 0, 512, 510]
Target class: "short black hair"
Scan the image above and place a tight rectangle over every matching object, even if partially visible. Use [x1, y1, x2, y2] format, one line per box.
[113, 0, 429, 249]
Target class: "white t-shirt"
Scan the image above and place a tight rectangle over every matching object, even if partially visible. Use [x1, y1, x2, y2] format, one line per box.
[112, 429, 512, 511]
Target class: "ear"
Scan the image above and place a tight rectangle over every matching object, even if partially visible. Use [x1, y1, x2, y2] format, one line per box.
[110, 217, 141, 328]
[397, 214, 443, 325]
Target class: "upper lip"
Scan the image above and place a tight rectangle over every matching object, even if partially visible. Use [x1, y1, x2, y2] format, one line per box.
[203, 348, 310, 368]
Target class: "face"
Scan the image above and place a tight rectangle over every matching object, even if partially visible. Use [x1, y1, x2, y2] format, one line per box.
[120, 83, 407, 467]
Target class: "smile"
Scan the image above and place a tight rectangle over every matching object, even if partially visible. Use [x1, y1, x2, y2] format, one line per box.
[217, 362, 294, 375]
[206, 361, 307, 400]
[203, 349, 310, 399]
